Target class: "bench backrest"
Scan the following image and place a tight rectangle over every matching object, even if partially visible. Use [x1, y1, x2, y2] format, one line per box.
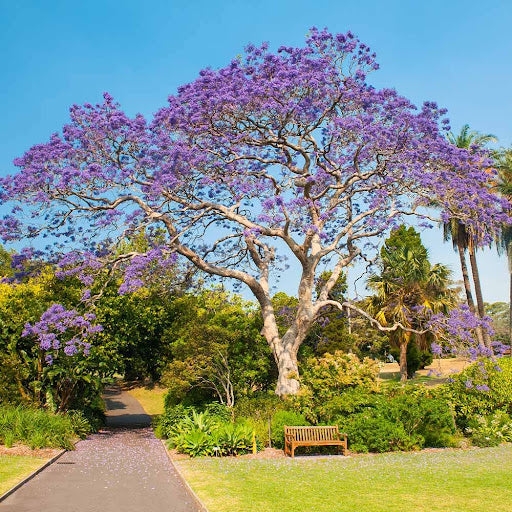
[284, 425, 339, 442]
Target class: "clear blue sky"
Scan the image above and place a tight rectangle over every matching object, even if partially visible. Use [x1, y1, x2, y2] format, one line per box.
[0, 0, 510, 301]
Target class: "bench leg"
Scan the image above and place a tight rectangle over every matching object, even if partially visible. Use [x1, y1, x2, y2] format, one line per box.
[291, 445, 295, 458]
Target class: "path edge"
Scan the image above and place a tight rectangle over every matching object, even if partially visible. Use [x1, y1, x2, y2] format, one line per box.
[161, 440, 209, 512]
[0, 448, 67, 503]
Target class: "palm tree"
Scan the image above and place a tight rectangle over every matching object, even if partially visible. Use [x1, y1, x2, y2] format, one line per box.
[366, 227, 456, 381]
[494, 148, 512, 343]
[445, 125, 497, 347]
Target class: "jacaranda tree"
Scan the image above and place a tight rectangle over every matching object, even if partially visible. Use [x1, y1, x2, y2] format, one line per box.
[1, 29, 508, 395]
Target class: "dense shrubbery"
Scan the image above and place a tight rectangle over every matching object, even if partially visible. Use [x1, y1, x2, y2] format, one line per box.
[294, 351, 380, 423]
[156, 404, 254, 457]
[0, 405, 94, 450]
[154, 354, 512, 456]
[335, 389, 456, 452]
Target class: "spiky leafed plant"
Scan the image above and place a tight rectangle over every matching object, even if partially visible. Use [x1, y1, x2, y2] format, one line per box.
[445, 125, 498, 347]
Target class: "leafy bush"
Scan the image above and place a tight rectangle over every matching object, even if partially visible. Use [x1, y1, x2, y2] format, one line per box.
[0, 405, 83, 450]
[270, 410, 309, 449]
[443, 358, 512, 429]
[157, 403, 254, 457]
[295, 351, 379, 422]
[213, 422, 253, 456]
[465, 410, 512, 447]
[233, 393, 288, 448]
[332, 388, 456, 453]
[174, 429, 215, 457]
[339, 413, 417, 453]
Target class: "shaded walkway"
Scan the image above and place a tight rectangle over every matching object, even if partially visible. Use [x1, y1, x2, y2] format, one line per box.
[0, 387, 201, 512]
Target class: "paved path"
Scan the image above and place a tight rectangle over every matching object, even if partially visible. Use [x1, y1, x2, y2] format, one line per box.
[0, 387, 201, 512]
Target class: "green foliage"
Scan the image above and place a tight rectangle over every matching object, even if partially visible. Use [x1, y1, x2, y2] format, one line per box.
[341, 414, 415, 453]
[157, 404, 253, 457]
[390, 340, 433, 378]
[0, 405, 89, 450]
[443, 358, 512, 429]
[161, 290, 275, 407]
[365, 226, 455, 379]
[270, 410, 309, 449]
[294, 351, 379, 423]
[485, 302, 510, 343]
[94, 286, 178, 381]
[0, 266, 107, 420]
[335, 389, 456, 453]
[233, 393, 287, 448]
[465, 410, 512, 447]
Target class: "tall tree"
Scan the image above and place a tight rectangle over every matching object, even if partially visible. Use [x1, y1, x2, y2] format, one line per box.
[445, 125, 498, 347]
[1, 30, 506, 395]
[494, 148, 512, 343]
[366, 226, 456, 381]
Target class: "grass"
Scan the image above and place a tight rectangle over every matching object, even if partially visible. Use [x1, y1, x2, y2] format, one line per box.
[176, 445, 512, 512]
[126, 385, 166, 417]
[0, 455, 49, 496]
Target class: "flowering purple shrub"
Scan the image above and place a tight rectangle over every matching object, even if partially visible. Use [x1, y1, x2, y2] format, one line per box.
[22, 303, 103, 363]
[2, 28, 509, 394]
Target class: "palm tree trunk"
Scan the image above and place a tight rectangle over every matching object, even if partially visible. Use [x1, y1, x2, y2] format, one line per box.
[457, 242, 476, 312]
[469, 246, 491, 348]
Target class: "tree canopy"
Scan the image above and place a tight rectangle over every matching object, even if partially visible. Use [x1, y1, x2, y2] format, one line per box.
[1, 29, 508, 394]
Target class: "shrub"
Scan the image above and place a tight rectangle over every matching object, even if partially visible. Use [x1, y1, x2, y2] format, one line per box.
[155, 404, 191, 439]
[295, 351, 379, 422]
[213, 422, 253, 456]
[174, 429, 214, 457]
[443, 358, 512, 429]
[465, 410, 512, 447]
[313, 387, 381, 423]
[385, 388, 456, 448]
[157, 403, 255, 457]
[233, 393, 288, 448]
[332, 388, 456, 453]
[339, 413, 417, 453]
[270, 410, 309, 449]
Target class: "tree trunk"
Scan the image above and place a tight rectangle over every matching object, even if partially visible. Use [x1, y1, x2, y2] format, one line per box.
[469, 246, 491, 348]
[457, 242, 475, 312]
[399, 340, 408, 383]
[275, 344, 300, 396]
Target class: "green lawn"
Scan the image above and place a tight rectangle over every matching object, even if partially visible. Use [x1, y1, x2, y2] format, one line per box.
[0, 455, 49, 496]
[176, 445, 512, 512]
[126, 385, 166, 417]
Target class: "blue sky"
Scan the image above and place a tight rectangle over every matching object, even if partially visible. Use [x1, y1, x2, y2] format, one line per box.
[0, 0, 510, 301]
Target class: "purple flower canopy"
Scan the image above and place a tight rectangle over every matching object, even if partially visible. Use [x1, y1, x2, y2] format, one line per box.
[0, 28, 509, 373]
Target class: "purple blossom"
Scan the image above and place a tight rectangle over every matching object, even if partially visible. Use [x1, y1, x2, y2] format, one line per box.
[22, 303, 102, 364]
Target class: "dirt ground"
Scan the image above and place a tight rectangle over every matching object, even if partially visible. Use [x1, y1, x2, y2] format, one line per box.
[0, 444, 61, 458]
[379, 357, 469, 383]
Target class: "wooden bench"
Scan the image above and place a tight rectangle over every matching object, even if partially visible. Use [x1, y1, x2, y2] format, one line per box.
[284, 425, 348, 458]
